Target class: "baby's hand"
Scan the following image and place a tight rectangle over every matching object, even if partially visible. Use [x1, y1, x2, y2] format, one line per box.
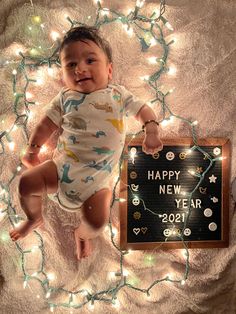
[142, 132, 163, 155]
[21, 152, 41, 168]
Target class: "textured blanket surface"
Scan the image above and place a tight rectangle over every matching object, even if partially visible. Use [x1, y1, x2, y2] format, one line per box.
[0, 0, 235, 313]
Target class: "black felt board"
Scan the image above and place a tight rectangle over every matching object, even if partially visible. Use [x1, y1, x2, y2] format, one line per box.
[120, 138, 230, 250]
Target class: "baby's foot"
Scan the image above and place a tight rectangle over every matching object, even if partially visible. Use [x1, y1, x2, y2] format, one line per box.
[74, 229, 93, 260]
[9, 219, 43, 241]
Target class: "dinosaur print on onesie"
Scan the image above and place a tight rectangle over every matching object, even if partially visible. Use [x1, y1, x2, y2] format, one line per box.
[45, 84, 145, 211]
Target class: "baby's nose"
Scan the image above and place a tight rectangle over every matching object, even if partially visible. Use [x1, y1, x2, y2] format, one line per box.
[75, 63, 86, 74]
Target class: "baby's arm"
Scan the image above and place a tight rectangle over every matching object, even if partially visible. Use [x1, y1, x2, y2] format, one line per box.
[135, 104, 163, 154]
[22, 116, 58, 168]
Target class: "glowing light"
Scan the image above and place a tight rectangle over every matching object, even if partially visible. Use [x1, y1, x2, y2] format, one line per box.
[23, 280, 27, 289]
[168, 66, 177, 75]
[140, 75, 150, 81]
[47, 68, 54, 76]
[122, 24, 133, 37]
[88, 302, 94, 311]
[26, 92, 33, 99]
[192, 120, 198, 126]
[150, 38, 157, 47]
[112, 227, 118, 237]
[101, 8, 110, 16]
[36, 77, 44, 85]
[50, 31, 60, 41]
[147, 56, 157, 64]
[31, 245, 39, 253]
[181, 280, 186, 285]
[165, 22, 174, 31]
[130, 147, 137, 163]
[218, 156, 226, 161]
[40, 145, 48, 153]
[17, 166, 22, 172]
[47, 272, 56, 281]
[136, 0, 145, 8]
[15, 48, 23, 57]
[12, 69, 17, 75]
[50, 305, 54, 313]
[46, 290, 51, 299]
[8, 142, 15, 151]
[32, 16, 42, 24]
[119, 198, 126, 202]
[123, 269, 129, 276]
[160, 119, 169, 127]
[112, 299, 120, 309]
[188, 170, 195, 175]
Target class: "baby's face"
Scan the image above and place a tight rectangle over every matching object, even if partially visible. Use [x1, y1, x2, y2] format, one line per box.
[60, 40, 113, 93]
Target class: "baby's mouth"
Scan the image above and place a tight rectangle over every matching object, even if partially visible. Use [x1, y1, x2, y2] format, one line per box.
[76, 77, 92, 84]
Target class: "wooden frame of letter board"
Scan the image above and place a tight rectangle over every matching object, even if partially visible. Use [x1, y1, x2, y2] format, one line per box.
[119, 137, 230, 250]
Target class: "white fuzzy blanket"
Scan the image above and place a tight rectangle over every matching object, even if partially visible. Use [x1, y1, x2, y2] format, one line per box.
[0, 0, 236, 313]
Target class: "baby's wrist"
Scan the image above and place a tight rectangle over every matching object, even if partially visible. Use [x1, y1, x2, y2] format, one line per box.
[144, 124, 159, 134]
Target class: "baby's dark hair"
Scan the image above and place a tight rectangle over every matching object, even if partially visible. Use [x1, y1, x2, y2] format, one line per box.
[59, 26, 112, 63]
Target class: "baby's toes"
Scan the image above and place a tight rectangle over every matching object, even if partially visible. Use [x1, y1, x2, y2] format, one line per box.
[9, 230, 19, 241]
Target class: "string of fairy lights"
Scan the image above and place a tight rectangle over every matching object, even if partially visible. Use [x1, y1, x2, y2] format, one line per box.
[0, 0, 225, 311]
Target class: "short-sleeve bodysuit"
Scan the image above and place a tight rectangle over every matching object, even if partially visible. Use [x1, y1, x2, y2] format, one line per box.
[46, 84, 144, 212]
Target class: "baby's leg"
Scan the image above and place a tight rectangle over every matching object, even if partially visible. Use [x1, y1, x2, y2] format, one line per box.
[10, 160, 58, 241]
[74, 188, 112, 260]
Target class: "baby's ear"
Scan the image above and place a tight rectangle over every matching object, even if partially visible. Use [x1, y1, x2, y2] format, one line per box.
[108, 62, 113, 80]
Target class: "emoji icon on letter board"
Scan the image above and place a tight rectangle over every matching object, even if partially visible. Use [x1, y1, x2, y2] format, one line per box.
[132, 197, 140, 206]
[166, 151, 175, 161]
[133, 211, 141, 220]
[130, 171, 137, 179]
[131, 184, 139, 191]
[152, 152, 160, 159]
[179, 152, 187, 160]
[133, 228, 140, 235]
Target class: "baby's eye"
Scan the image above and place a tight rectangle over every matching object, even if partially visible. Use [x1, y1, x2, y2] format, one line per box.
[87, 58, 95, 64]
[67, 62, 76, 68]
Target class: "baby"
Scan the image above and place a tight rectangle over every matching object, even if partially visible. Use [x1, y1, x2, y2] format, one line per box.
[10, 26, 163, 259]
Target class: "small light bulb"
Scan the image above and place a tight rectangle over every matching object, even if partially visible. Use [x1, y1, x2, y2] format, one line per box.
[150, 38, 157, 47]
[188, 170, 195, 175]
[50, 31, 60, 41]
[12, 69, 17, 75]
[40, 145, 47, 153]
[160, 119, 169, 127]
[168, 66, 177, 75]
[192, 120, 198, 126]
[101, 8, 110, 16]
[26, 92, 33, 99]
[36, 78, 44, 85]
[119, 198, 126, 202]
[8, 142, 15, 151]
[47, 272, 56, 281]
[181, 280, 186, 285]
[50, 305, 54, 313]
[165, 22, 174, 31]
[112, 299, 120, 308]
[147, 56, 157, 64]
[136, 0, 145, 8]
[23, 280, 27, 289]
[46, 290, 51, 298]
[140, 75, 150, 81]
[123, 269, 129, 276]
[17, 166, 22, 172]
[47, 68, 54, 76]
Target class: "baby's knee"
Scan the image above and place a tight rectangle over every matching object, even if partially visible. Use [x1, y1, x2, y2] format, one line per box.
[86, 205, 109, 230]
[18, 174, 32, 197]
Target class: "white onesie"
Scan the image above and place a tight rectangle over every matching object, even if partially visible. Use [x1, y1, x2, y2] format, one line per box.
[46, 84, 144, 211]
